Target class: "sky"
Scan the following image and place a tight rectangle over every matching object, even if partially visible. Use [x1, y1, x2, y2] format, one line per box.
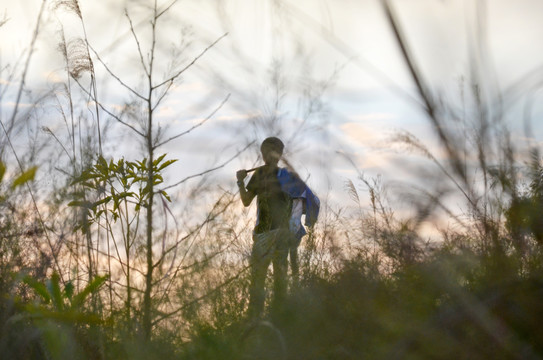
[2, 0, 543, 235]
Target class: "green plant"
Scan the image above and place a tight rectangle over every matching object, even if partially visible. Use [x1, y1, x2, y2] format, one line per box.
[70, 154, 176, 229]
[6, 273, 108, 360]
[69, 154, 176, 330]
[20, 272, 108, 324]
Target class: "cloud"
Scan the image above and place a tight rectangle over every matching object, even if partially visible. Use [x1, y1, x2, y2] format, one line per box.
[347, 112, 396, 123]
[339, 120, 387, 146]
[45, 71, 65, 84]
[0, 78, 13, 85]
[156, 106, 176, 118]
[1, 101, 36, 109]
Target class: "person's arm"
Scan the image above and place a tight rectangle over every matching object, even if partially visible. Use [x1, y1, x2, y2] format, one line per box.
[236, 169, 255, 206]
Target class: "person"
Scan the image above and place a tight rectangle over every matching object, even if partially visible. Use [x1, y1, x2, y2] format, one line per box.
[237, 137, 292, 318]
[237, 137, 319, 318]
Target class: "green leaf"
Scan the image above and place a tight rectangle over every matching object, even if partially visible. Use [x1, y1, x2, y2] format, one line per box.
[160, 190, 172, 202]
[49, 309, 104, 324]
[117, 191, 135, 200]
[64, 281, 74, 300]
[71, 170, 99, 185]
[0, 161, 6, 183]
[71, 275, 108, 309]
[11, 166, 37, 189]
[23, 275, 51, 303]
[79, 180, 98, 189]
[46, 273, 64, 311]
[136, 158, 147, 171]
[157, 159, 178, 172]
[153, 153, 167, 167]
[97, 155, 108, 168]
[97, 156, 109, 176]
[67, 200, 93, 208]
[93, 196, 112, 207]
[154, 174, 164, 185]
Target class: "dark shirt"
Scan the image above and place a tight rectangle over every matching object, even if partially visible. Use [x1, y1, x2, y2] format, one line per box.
[246, 165, 292, 234]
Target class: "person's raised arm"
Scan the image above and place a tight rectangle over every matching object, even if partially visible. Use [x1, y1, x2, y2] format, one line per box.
[236, 169, 255, 206]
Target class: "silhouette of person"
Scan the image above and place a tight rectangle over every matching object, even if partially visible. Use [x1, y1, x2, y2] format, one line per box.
[237, 137, 320, 319]
[237, 137, 292, 318]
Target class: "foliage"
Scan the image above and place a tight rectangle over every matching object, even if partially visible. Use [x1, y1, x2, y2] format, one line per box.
[2, 273, 108, 360]
[176, 244, 543, 360]
[19, 272, 108, 323]
[69, 154, 176, 230]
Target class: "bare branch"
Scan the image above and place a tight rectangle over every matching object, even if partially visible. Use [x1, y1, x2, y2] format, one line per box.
[161, 141, 255, 191]
[154, 93, 230, 148]
[71, 77, 145, 137]
[156, 0, 178, 19]
[42, 126, 73, 163]
[0, 11, 9, 27]
[155, 232, 239, 306]
[87, 44, 147, 101]
[125, 9, 150, 77]
[8, 0, 46, 135]
[152, 264, 250, 326]
[153, 192, 234, 267]
[152, 33, 228, 90]
[151, 80, 174, 112]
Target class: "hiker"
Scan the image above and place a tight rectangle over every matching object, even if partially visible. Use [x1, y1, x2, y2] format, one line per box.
[237, 137, 319, 318]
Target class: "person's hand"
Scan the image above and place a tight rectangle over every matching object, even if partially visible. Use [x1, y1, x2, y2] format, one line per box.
[236, 169, 247, 182]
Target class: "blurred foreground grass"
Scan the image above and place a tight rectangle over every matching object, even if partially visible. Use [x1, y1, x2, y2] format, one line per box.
[4, 237, 543, 360]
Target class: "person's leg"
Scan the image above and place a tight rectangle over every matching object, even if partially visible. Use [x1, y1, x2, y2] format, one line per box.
[271, 230, 289, 312]
[288, 232, 301, 287]
[247, 232, 274, 318]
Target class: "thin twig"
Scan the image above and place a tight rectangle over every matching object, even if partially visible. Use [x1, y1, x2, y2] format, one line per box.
[156, 0, 178, 19]
[154, 94, 230, 148]
[71, 77, 145, 137]
[151, 80, 174, 112]
[7, 0, 46, 134]
[161, 141, 255, 191]
[125, 9, 150, 77]
[88, 44, 147, 101]
[152, 264, 250, 326]
[152, 33, 228, 90]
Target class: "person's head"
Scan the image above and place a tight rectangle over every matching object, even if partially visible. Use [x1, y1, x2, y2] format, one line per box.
[261, 137, 284, 166]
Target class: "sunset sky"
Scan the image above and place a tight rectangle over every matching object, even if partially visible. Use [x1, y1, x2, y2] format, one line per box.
[2, 0, 543, 233]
